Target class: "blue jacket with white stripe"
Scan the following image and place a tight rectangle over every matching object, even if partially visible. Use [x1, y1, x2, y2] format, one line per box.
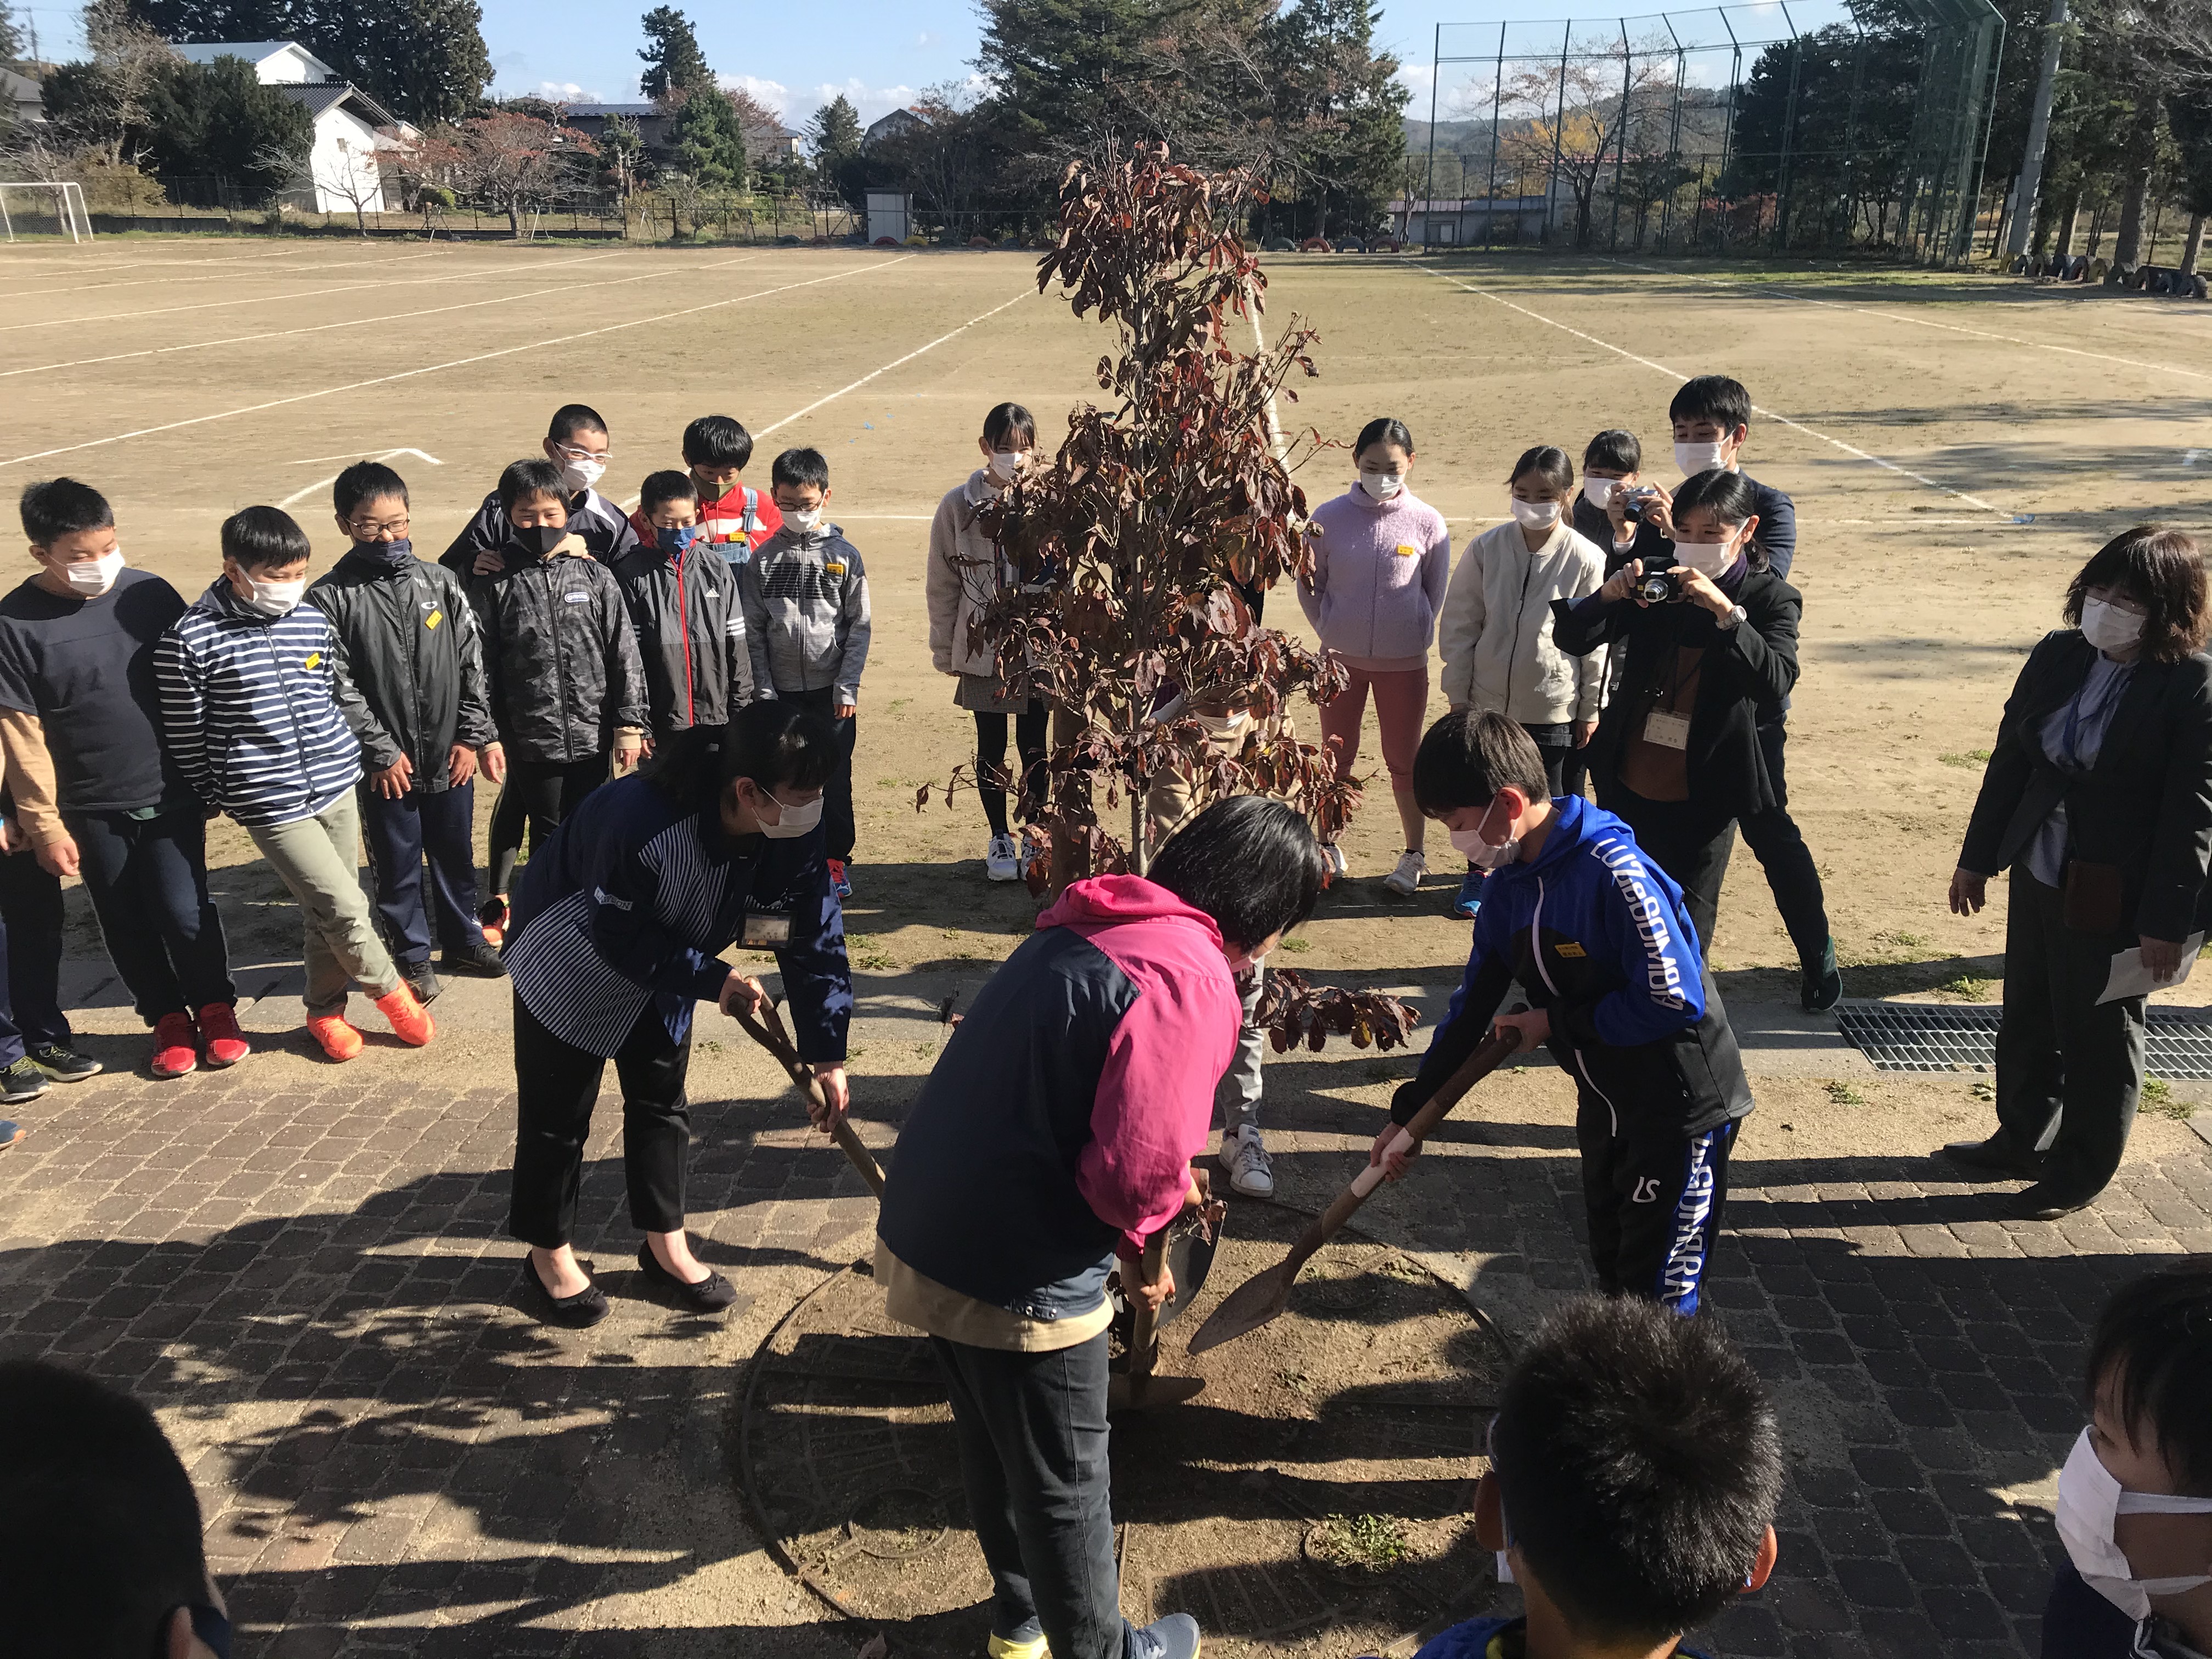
[1391, 794, 1753, 1138]
[154, 580, 366, 830]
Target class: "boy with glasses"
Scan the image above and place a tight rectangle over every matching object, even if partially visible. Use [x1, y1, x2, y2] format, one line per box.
[442, 404, 641, 577]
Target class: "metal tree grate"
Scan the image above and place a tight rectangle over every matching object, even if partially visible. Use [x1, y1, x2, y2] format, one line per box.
[1833, 1000, 2212, 1079]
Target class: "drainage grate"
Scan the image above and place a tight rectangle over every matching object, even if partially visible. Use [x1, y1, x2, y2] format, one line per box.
[1833, 1000, 2212, 1079]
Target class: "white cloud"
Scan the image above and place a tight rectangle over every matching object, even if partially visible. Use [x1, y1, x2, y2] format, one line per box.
[533, 80, 603, 105]
[724, 74, 791, 116]
[917, 31, 936, 46]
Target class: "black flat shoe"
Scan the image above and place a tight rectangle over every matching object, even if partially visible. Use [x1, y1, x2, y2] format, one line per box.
[1938, 1135, 2045, 1181]
[1801, 938, 1843, 1014]
[2016, 1182, 2099, 1221]
[636, 1242, 739, 1312]
[521, 1254, 608, 1328]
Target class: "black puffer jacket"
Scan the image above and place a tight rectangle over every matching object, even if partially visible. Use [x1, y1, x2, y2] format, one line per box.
[466, 549, 648, 764]
[307, 545, 496, 792]
[607, 538, 755, 736]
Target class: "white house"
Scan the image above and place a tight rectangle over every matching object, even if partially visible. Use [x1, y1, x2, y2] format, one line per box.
[173, 41, 412, 215]
[2, 65, 44, 126]
[862, 108, 927, 151]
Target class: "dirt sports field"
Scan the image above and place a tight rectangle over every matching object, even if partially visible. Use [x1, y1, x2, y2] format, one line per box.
[4, 237, 2212, 1655]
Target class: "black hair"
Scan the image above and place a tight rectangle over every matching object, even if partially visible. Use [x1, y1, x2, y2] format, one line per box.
[18, 477, 112, 545]
[1585, 429, 1641, 473]
[333, 460, 408, 521]
[221, 504, 311, 572]
[1146, 795, 1324, 951]
[984, 402, 1037, 449]
[2085, 1265, 2212, 1493]
[498, 459, 566, 513]
[1669, 374, 1752, 434]
[1493, 1296, 1782, 1646]
[548, 403, 608, 444]
[1508, 444, 1574, 494]
[1354, 417, 1414, 460]
[1672, 469, 1769, 571]
[0, 1361, 212, 1659]
[647, 699, 840, 811]
[682, 414, 753, 471]
[2064, 525, 2210, 664]
[640, 470, 698, 517]
[772, 447, 831, 492]
[1412, 710, 1549, 816]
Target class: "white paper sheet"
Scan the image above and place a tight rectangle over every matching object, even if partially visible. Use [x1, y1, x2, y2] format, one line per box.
[2099, 932, 2208, 1004]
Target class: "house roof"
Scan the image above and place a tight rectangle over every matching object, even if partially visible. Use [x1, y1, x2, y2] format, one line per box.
[1, 65, 41, 113]
[273, 80, 405, 133]
[563, 102, 662, 119]
[174, 40, 336, 78]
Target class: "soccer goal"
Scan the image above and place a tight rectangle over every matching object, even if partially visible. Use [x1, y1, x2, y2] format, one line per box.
[0, 182, 94, 244]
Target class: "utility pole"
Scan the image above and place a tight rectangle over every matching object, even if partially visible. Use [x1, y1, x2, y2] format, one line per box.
[2006, 0, 2067, 263]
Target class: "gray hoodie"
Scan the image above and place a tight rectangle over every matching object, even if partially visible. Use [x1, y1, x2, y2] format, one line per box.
[739, 521, 872, 706]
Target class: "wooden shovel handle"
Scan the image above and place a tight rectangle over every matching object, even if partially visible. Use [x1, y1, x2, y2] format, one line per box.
[1125, 1228, 1171, 1383]
[726, 995, 887, 1197]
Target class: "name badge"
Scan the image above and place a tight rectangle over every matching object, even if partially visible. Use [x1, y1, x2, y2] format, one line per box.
[1553, 940, 1587, 959]
[425, 609, 443, 629]
[1395, 543, 1419, 557]
[742, 911, 792, 947]
[825, 561, 846, 577]
[563, 591, 590, 604]
[1643, 712, 1691, 751]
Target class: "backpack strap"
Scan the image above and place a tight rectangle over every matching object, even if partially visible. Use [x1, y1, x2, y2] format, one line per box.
[740, 488, 760, 535]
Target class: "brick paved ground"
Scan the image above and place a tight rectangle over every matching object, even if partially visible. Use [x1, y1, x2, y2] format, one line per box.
[3, 972, 2209, 1657]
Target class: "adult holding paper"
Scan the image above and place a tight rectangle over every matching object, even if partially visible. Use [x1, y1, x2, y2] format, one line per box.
[1944, 527, 2212, 1219]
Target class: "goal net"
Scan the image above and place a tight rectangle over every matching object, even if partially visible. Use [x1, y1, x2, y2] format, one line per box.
[0, 182, 94, 243]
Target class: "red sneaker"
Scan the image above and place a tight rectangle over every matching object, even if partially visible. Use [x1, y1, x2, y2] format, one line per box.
[374, 983, 436, 1047]
[151, 1012, 199, 1079]
[306, 1011, 364, 1062]
[197, 1002, 250, 1068]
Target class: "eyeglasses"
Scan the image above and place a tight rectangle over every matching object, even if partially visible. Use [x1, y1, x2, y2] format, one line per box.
[345, 516, 410, 537]
[551, 443, 611, 464]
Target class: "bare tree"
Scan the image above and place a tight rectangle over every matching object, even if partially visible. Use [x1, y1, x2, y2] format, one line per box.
[1499, 41, 1675, 248]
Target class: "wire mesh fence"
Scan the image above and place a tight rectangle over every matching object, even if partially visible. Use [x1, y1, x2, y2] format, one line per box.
[1410, 0, 2005, 264]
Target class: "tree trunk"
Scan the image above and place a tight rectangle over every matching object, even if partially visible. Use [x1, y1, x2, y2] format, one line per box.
[2183, 213, 2205, 279]
[2006, 0, 2068, 261]
[2055, 187, 2081, 261]
[2113, 167, 2152, 272]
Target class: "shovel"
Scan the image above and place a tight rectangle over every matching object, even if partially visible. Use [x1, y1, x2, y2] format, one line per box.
[1107, 1228, 1208, 1413]
[724, 993, 886, 1197]
[1186, 1028, 1520, 1355]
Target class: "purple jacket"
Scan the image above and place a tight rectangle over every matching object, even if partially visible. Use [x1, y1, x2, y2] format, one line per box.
[1297, 486, 1452, 670]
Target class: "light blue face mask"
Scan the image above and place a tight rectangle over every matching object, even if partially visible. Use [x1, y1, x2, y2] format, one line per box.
[657, 524, 701, 555]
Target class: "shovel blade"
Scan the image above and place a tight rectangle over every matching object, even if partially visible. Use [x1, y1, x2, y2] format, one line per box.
[1107, 1373, 1208, 1413]
[1185, 1261, 1295, 1355]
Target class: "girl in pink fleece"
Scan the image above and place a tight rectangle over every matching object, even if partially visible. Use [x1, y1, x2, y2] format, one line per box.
[1297, 417, 1452, 895]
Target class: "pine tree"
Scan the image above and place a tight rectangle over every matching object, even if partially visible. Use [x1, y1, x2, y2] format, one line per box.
[669, 84, 747, 189]
[1268, 0, 1407, 239]
[806, 91, 865, 205]
[0, 4, 28, 65]
[639, 4, 711, 101]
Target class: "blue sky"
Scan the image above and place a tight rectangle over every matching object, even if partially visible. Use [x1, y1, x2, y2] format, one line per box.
[20, 0, 1859, 128]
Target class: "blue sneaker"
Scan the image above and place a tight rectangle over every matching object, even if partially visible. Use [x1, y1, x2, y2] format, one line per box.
[1128, 1614, 1200, 1659]
[0, 1119, 23, 1150]
[830, 858, 853, 900]
[1449, 865, 1484, 920]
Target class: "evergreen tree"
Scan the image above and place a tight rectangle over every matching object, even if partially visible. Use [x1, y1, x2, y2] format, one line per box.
[0, 4, 27, 65]
[669, 83, 747, 189]
[143, 50, 312, 190]
[639, 4, 711, 100]
[806, 91, 865, 205]
[1267, 0, 1407, 238]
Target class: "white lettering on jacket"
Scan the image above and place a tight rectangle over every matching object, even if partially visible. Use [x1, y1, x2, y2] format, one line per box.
[1596, 837, 1688, 1012]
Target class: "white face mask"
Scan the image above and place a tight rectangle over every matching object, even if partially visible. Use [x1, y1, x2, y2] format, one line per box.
[987, 450, 1027, 485]
[2082, 597, 2146, 654]
[61, 549, 125, 596]
[1449, 798, 1521, 871]
[239, 573, 306, 617]
[1193, 711, 1246, 736]
[1360, 472, 1403, 503]
[1672, 537, 1737, 578]
[1581, 478, 1620, 510]
[1510, 498, 1560, 529]
[782, 506, 822, 535]
[558, 455, 607, 494]
[2055, 1427, 2212, 1622]
[758, 787, 825, 839]
[1674, 439, 1729, 475]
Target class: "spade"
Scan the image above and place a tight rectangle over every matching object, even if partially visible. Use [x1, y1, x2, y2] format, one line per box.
[725, 994, 887, 1197]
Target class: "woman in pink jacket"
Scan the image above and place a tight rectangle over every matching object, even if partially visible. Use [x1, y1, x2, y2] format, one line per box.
[1298, 417, 1453, 895]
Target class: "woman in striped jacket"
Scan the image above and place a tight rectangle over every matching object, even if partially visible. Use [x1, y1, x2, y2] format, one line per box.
[154, 507, 436, 1060]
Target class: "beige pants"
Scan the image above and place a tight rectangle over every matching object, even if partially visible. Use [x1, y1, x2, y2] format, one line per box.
[250, 791, 399, 1017]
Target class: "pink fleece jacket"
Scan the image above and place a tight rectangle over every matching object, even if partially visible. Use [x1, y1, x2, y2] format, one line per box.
[1038, 876, 1242, 1256]
[1297, 485, 1453, 672]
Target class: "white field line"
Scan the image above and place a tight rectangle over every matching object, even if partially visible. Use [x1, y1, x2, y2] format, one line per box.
[616, 285, 1038, 510]
[0, 254, 769, 381]
[278, 447, 443, 510]
[0, 246, 321, 274]
[8, 247, 452, 298]
[1601, 257, 2212, 386]
[0, 250, 632, 336]
[1403, 259, 2003, 514]
[0, 258, 916, 470]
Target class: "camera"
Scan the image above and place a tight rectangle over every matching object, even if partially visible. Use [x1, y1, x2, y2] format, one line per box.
[1635, 568, 1683, 604]
[1621, 486, 1661, 523]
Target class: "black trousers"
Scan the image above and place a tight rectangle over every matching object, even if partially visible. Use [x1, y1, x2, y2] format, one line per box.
[1608, 787, 1735, 962]
[63, 805, 234, 1025]
[783, 687, 857, 862]
[932, 1330, 1131, 1659]
[507, 994, 693, 1249]
[487, 754, 607, 898]
[1521, 728, 1571, 797]
[0, 847, 70, 1065]
[1576, 1097, 1736, 1316]
[1994, 872, 2144, 1200]
[360, 783, 483, 966]
[1737, 715, 1833, 968]
[976, 704, 1049, 839]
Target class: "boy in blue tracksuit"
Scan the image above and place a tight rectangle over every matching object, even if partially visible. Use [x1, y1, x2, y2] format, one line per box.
[1375, 710, 1753, 1313]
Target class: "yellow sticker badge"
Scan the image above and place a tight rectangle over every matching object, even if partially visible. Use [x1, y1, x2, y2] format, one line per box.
[304, 651, 322, 670]
[425, 610, 443, 629]
[825, 561, 846, 576]
[1553, 941, 1588, 959]
[1395, 543, 1419, 557]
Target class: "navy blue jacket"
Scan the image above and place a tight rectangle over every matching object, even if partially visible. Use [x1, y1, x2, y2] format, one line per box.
[1393, 795, 1753, 1138]
[504, 772, 850, 1059]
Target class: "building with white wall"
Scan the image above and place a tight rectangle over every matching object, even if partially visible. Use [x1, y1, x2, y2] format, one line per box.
[173, 41, 411, 215]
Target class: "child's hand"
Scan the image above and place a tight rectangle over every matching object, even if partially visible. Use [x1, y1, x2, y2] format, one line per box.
[555, 533, 589, 560]
[612, 731, 644, 770]
[1368, 1125, 1419, 1182]
[1599, 560, 1644, 605]
[1573, 720, 1598, 748]
[480, 742, 507, 785]
[447, 744, 477, 788]
[1675, 566, 1735, 618]
[1492, 1007, 1550, 1052]
[33, 834, 78, 879]
[471, 548, 505, 576]
[371, 756, 413, 799]
[809, 1063, 850, 1132]
[1640, 488, 1676, 540]
[834, 703, 856, 720]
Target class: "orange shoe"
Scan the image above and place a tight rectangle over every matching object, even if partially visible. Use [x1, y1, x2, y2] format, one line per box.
[479, 894, 509, 948]
[306, 1011, 364, 1062]
[375, 983, 436, 1047]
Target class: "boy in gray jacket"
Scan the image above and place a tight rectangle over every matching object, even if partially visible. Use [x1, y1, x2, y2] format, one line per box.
[741, 448, 871, 899]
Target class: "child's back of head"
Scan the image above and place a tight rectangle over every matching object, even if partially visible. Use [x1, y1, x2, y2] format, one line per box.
[1491, 1296, 1781, 1649]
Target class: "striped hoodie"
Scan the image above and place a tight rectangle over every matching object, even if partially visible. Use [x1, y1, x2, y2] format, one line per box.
[155, 579, 366, 830]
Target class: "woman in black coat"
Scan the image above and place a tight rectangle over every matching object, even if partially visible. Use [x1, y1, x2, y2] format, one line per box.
[1944, 526, 2212, 1218]
[1551, 468, 1799, 957]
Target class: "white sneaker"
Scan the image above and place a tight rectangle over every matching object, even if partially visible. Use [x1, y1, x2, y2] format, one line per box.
[1219, 1125, 1274, 1198]
[1383, 849, 1427, 896]
[985, 834, 1020, 882]
[1321, 843, 1348, 881]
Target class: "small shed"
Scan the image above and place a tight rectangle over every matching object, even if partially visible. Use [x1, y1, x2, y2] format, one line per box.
[865, 190, 912, 243]
[1388, 194, 1562, 246]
